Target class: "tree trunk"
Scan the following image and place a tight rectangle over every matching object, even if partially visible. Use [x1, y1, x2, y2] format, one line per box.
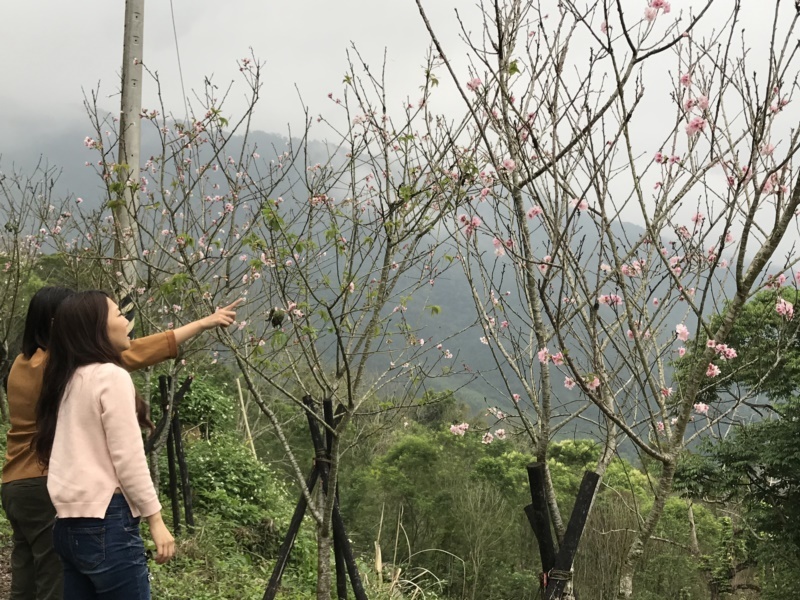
[316, 525, 333, 600]
[617, 460, 676, 599]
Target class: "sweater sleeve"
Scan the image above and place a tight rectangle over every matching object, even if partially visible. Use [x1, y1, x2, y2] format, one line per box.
[121, 331, 178, 372]
[97, 364, 162, 517]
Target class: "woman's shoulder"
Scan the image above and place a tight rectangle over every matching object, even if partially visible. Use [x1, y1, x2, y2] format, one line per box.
[77, 362, 131, 381]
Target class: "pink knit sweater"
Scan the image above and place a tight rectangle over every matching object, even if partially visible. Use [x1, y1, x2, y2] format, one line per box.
[47, 363, 162, 519]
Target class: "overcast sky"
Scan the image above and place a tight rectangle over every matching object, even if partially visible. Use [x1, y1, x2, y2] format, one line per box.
[0, 0, 792, 208]
[1, 0, 475, 141]
[2, 1, 782, 137]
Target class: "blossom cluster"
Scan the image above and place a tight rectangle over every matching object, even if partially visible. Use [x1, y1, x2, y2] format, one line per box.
[645, 0, 671, 22]
[776, 298, 794, 320]
[706, 340, 737, 360]
[458, 214, 482, 237]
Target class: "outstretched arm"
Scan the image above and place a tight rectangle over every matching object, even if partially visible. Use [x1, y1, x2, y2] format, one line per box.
[122, 299, 243, 371]
[172, 299, 242, 346]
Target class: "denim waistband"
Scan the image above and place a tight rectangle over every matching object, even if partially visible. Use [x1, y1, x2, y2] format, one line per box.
[106, 493, 131, 514]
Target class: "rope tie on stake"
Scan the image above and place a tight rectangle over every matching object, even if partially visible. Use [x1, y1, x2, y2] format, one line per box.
[548, 568, 572, 582]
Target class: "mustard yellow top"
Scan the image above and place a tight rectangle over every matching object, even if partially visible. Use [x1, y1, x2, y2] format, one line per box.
[2, 331, 177, 483]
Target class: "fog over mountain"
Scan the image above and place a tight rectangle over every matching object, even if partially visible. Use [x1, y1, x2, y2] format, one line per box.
[0, 118, 748, 451]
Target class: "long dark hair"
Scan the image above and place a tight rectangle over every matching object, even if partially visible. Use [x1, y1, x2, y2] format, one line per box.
[21, 286, 74, 358]
[33, 290, 153, 466]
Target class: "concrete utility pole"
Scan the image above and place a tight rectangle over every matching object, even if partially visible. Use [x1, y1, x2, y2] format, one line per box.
[116, 0, 145, 331]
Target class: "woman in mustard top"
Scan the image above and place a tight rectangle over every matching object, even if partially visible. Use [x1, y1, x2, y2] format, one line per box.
[1, 286, 240, 600]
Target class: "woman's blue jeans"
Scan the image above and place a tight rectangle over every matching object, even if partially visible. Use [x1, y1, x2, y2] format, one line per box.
[52, 494, 150, 600]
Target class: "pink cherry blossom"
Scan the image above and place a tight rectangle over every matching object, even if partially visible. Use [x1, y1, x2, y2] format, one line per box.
[493, 237, 506, 257]
[537, 347, 550, 364]
[527, 205, 543, 219]
[656, 421, 665, 432]
[450, 423, 470, 436]
[539, 256, 551, 274]
[586, 376, 601, 391]
[564, 377, 576, 390]
[570, 198, 589, 211]
[685, 117, 707, 136]
[502, 158, 516, 172]
[679, 72, 692, 87]
[466, 78, 483, 92]
[482, 432, 494, 444]
[551, 352, 565, 366]
[599, 294, 623, 306]
[762, 143, 775, 156]
[691, 213, 706, 225]
[600, 21, 608, 34]
[678, 347, 686, 357]
[706, 363, 721, 378]
[495, 429, 507, 440]
[714, 345, 734, 361]
[694, 402, 710, 415]
[776, 298, 794, 320]
[645, 7, 659, 21]
[661, 387, 673, 397]
[512, 394, 521, 403]
[676, 323, 690, 341]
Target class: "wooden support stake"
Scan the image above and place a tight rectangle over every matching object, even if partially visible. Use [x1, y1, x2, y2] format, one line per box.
[263, 468, 320, 600]
[166, 427, 181, 536]
[545, 471, 600, 600]
[526, 463, 557, 574]
[323, 399, 348, 600]
[236, 378, 257, 458]
[304, 397, 368, 600]
[145, 375, 192, 454]
[171, 408, 194, 528]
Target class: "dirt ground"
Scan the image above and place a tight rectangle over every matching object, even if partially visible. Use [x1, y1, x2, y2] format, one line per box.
[0, 538, 11, 596]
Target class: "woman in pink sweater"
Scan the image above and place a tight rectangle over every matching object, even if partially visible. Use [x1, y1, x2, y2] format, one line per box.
[32, 291, 221, 599]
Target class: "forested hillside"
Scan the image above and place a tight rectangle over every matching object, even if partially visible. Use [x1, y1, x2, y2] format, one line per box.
[4, 1, 800, 599]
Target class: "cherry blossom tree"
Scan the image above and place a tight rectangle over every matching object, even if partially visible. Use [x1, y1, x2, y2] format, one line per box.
[0, 162, 75, 419]
[66, 52, 472, 599]
[413, 0, 800, 597]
